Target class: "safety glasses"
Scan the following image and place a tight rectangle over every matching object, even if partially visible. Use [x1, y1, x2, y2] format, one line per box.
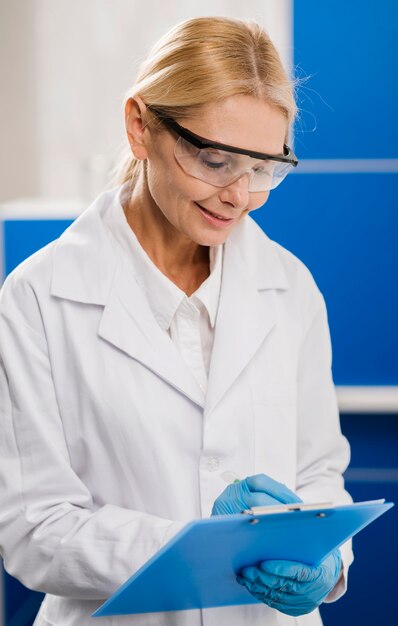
[148, 105, 298, 192]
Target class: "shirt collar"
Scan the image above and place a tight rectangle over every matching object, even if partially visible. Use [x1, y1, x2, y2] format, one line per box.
[104, 182, 223, 331]
[189, 244, 222, 328]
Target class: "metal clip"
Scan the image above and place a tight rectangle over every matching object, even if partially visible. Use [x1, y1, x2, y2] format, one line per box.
[242, 502, 334, 516]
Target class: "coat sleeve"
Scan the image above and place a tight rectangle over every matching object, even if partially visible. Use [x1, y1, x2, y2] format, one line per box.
[295, 290, 354, 602]
[0, 277, 185, 600]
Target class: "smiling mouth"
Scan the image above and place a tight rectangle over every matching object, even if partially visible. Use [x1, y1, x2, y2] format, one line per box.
[195, 203, 232, 221]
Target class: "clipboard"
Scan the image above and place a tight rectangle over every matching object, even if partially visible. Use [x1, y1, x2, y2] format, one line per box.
[92, 499, 394, 617]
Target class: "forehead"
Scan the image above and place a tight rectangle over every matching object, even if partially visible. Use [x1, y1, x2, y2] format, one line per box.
[180, 95, 287, 154]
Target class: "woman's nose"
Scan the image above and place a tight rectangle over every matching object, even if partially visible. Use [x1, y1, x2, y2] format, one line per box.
[218, 172, 251, 209]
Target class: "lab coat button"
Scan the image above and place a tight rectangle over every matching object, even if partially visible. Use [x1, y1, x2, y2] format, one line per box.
[206, 457, 220, 471]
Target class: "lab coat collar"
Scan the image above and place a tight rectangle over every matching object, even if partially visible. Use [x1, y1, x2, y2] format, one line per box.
[204, 234, 281, 417]
[50, 186, 289, 410]
[51, 187, 207, 407]
[227, 211, 289, 292]
[97, 253, 207, 407]
[102, 186, 222, 331]
[201, 216, 290, 415]
[51, 188, 119, 305]
[51, 186, 289, 303]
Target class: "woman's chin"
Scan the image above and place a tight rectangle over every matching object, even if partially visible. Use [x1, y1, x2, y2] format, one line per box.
[191, 229, 234, 247]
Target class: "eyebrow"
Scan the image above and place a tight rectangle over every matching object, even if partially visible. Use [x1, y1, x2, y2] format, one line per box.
[148, 105, 298, 166]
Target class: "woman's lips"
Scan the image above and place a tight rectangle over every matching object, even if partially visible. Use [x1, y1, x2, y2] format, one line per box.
[194, 202, 234, 228]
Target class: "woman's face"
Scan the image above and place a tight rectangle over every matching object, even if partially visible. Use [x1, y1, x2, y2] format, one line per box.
[131, 94, 287, 247]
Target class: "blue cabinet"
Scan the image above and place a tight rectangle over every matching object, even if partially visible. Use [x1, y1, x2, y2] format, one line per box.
[321, 414, 398, 626]
[288, 1, 398, 624]
[2, 219, 74, 277]
[293, 0, 398, 159]
[1, 216, 74, 626]
[253, 171, 398, 384]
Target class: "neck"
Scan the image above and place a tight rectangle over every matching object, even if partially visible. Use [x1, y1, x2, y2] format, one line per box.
[122, 174, 210, 292]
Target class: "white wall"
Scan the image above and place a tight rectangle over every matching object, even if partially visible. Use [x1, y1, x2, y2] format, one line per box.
[0, 0, 293, 204]
[0, 1, 40, 201]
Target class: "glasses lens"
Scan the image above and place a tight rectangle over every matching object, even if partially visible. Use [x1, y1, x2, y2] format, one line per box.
[174, 136, 293, 192]
[174, 136, 237, 184]
[249, 161, 294, 192]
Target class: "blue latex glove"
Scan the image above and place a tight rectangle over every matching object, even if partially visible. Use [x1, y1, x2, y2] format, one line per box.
[211, 473, 302, 516]
[237, 550, 342, 616]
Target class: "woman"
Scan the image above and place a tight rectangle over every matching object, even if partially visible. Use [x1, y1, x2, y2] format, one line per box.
[0, 16, 353, 626]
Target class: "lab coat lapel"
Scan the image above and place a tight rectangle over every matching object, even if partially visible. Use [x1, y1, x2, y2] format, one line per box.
[98, 256, 205, 408]
[204, 234, 278, 418]
[51, 190, 287, 414]
[51, 193, 205, 409]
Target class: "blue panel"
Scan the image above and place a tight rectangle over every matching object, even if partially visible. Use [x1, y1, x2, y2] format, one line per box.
[292, 11, 397, 624]
[4, 574, 43, 626]
[294, 0, 398, 158]
[320, 413, 398, 626]
[4, 219, 73, 276]
[2, 218, 72, 625]
[253, 173, 398, 384]
[340, 413, 398, 469]
[320, 481, 398, 626]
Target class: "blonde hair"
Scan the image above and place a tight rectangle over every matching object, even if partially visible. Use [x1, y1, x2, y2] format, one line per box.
[113, 16, 297, 187]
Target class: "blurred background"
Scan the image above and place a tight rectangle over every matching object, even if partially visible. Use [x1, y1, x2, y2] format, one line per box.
[0, 0, 397, 625]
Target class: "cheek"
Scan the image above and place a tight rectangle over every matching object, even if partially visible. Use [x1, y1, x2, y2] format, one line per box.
[146, 152, 186, 200]
[247, 191, 270, 213]
[144, 164, 182, 226]
[147, 156, 212, 211]
[146, 156, 170, 197]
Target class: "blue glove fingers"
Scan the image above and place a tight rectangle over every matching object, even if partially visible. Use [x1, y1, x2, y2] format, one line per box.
[260, 559, 322, 583]
[239, 552, 341, 610]
[212, 472, 303, 516]
[211, 480, 251, 515]
[240, 565, 259, 582]
[264, 590, 319, 616]
[228, 480, 283, 508]
[258, 552, 341, 587]
[241, 565, 301, 593]
[263, 550, 341, 578]
[244, 491, 284, 508]
[237, 574, 308, 615]
[251, 567, 297, 592]
[237, 573, 320, 616]
[245, 474, 302, 504]
[237, 573, 279, 601]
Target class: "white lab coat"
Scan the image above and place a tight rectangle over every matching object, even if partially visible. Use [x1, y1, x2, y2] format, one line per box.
[0, 186, 353, 626]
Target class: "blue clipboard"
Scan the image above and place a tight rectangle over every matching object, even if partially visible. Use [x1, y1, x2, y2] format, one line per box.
[92, 500, 393, 616]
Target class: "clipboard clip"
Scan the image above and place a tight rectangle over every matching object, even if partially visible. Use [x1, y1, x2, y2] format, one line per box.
[241, 502, 334, 516]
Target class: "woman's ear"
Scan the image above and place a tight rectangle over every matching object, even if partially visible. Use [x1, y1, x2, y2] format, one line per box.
[125, 96, 149, 160]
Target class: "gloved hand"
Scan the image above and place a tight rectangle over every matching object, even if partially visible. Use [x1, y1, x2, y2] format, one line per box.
[211, 473, 302, 516]
[236, 549, 342, 616]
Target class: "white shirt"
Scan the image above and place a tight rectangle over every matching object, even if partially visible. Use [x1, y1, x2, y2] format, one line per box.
[105, 186, 223, 394]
